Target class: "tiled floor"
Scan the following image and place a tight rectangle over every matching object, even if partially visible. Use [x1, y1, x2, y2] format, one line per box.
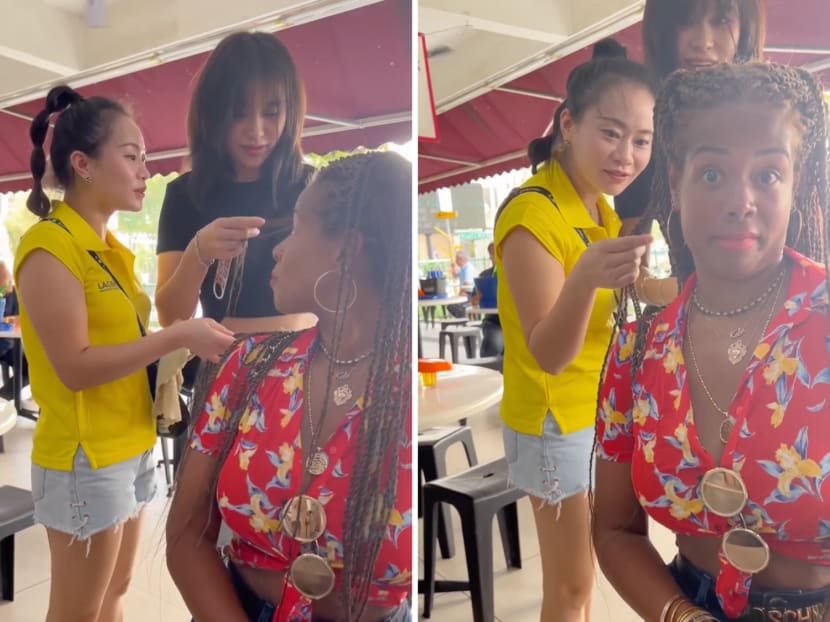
[418, 321, 678, 622]
[0, 416, 190, 621]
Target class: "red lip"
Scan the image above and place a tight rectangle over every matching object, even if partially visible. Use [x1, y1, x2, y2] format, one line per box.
[242, 145, 268, 157]
[604, 170, 631, 182]
[684, 60, 717, 70]
[712, 234, 759, 250]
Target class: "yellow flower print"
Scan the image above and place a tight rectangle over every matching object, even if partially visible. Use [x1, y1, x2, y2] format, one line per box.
[275, 443, 294, 483]
[774, 445, 822, 497]
[239, 406, 259, 434]
[674, 423, 695, 465]
[663, 340, 684, 374]
[767, 401, 786, 428]
[239, 447, 256, 471]
[762, 343, 799, 385]
[670, 389, 682, 411]
[279, 409, 293, 428]
[665, 480, 704, 520]
[632, 398, 649, 426]
[283, 362, 304, 395]
[755, 342, 771, 360]
[207, 392, 227, 428]
[249, 495, 280, 533]
[601, 398, 628, 427]
[618, 331, 635, 362]
[643, 437, 656, 464]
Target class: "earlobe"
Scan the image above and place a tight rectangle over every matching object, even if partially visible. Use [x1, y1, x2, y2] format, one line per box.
[69, 150, 90, 183]
[559, 108, 574, 144]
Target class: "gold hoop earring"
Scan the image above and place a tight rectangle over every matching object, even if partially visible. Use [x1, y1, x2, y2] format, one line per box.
[313, 270, 357, 314]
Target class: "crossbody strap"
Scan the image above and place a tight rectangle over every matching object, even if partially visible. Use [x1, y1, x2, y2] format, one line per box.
[499, 186, 592, 247]
[43, 218, 148, 338]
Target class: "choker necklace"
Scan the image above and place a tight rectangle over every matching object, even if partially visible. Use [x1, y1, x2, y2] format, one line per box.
[317, 339, 372, 407]
[692, 266, 785, 318]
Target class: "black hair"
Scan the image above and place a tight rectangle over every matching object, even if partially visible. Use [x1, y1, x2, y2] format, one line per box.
[27, 85, 128, 217]
[643, 0, 766, 81]
[527, 38, 655, 173]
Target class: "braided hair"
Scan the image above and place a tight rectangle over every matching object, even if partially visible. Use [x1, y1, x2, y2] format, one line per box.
[190, 151, 411, 621]
[623, 62, 829, 373]
[27, 85, 128, 217]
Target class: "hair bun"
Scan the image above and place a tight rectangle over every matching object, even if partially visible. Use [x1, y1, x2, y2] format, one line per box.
[592, 38, 627, 60]
[45, 85, 83, 115]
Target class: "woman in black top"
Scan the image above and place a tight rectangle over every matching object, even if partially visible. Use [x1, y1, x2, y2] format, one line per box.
[617, 0, 765, 235]
[617, 0, 766, 308]
[156, 32, 315, 335]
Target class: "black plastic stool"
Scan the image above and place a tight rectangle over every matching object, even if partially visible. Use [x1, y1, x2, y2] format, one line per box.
[438, 326, 481, 362]
[422, 458, 525, 622]
[418, 426, 478, 559]
[0, 485, 35, 601]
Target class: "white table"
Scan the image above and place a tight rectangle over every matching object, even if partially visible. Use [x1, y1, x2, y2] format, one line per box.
[418, 364, 503, 429]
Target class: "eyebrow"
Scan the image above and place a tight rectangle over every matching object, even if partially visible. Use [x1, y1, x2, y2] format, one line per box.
[597, 115, 654, 134]
[118, 142, 143, 150]
[691, 146, 791, 158]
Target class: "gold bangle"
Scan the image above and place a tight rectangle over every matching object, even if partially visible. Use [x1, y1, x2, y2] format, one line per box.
[660, 595, 685, 622]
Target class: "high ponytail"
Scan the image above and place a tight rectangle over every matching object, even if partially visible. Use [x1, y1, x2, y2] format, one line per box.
[526, 37, 654, 172]
[26, 85, 127, 217]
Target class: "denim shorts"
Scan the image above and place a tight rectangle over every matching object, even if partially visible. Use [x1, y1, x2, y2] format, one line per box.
[31, 446, 157, 541]
[502, 412, 594, 507]
[196, 562, 412, 622]
[669, 555, 830, 621]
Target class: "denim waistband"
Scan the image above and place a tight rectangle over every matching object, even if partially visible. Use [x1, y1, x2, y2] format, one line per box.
[669, 555, 830, 621]
[226, 562, 411, 622]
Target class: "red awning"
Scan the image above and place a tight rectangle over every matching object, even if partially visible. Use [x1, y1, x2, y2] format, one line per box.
[418, 0, 830, 193]
[0, 0, 411, 194]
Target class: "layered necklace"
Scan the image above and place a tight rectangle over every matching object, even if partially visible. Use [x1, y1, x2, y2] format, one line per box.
[318, 338, 373, 407]
[691, 266, 785, 365]
[687, 274, 784, 444]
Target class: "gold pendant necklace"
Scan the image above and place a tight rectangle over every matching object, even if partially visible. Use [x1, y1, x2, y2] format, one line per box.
[726, 327, 747, 365]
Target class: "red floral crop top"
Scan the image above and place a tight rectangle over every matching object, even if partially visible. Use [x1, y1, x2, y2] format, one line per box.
[597, 249, 830, 617]
[190, 329, 412, 621]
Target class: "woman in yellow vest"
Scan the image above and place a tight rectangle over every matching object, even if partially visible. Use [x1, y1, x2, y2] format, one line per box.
[494, 41, 654, 621]
[14, 85, 235, 622]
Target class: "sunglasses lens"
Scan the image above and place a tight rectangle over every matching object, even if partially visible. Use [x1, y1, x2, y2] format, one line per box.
[290, 553, 336, 600]
[700, 468, 747, 517]
[723, 528, 770, 574]
[281, 495, 327, 543]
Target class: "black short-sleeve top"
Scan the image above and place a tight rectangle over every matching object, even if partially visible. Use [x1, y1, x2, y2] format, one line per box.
[156, 171, 309, 321]
[614, 159, 654, 221]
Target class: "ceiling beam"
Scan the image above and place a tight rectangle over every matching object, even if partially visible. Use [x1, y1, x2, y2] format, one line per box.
[433, 2, 643, 114]
[0, 0, 381, 110]
[0, 0, 84, 75]
[421, 7, 568, 45]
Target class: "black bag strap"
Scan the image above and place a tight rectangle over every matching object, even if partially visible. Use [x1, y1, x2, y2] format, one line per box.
[495, 186, 592, 247]
[43, 217, 148, 337]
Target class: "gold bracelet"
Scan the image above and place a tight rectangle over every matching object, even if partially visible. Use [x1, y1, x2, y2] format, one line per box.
[660, 595, 685, 622]
[193, 231, 214, 268]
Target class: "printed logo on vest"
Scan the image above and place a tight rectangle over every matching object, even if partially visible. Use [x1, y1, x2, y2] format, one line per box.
[98, 280, 119, 292]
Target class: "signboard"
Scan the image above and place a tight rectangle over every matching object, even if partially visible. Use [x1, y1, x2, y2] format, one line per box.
[418, 32, 440, 142]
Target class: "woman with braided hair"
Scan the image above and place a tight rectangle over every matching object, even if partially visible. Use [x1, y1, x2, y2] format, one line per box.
[167, 151, 412, 622]
[14, 85, 235, 622]
[594, 63, 830, 621]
